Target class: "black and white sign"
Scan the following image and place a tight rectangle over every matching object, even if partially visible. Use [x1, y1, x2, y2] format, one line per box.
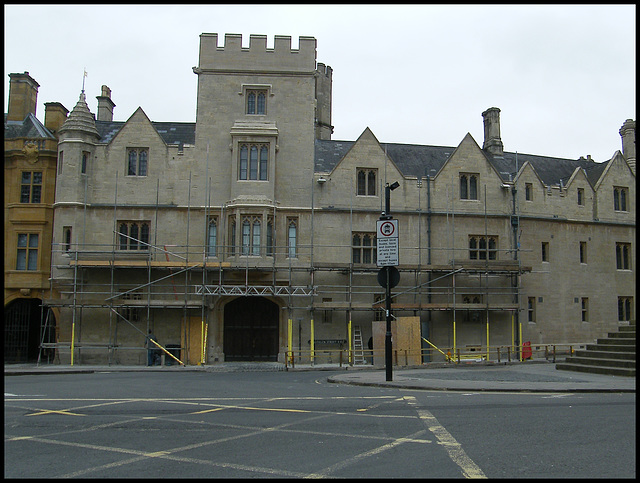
[376, 219, 399, 266]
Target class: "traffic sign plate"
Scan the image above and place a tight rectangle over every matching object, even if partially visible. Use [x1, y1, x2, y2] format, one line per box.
[376, 219, 399, 266]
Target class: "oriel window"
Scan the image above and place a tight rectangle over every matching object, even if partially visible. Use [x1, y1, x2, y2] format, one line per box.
[239, 144, 269, 180]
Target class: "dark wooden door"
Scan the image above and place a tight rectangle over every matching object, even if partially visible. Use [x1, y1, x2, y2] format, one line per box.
[223, 297, 279, 361]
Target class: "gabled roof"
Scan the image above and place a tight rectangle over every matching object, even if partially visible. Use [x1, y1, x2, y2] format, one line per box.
[315, 136, 608, 187]
[4, 112, 56, 140]
[95, 120, 196, 147]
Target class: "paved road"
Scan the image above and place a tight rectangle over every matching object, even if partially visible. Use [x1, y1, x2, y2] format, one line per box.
[4, 366, 636, 478]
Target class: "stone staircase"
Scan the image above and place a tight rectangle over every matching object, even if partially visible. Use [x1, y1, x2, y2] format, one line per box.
[556, 321, 636, 377]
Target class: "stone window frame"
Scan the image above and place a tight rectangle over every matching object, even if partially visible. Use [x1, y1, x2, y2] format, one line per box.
[352, 232, 377, 265]
[206, 216, 217, 258]
[579, 241, 587, 264]
[126, 148, 149, 177]
[581, 297, 589, 323]
[460, 173, 479, 200]
[356, 168, 377, 196]
[117, 221, 151, 251]
[468, 235, 498, 261]
[541, 241, 550, 263]
[241, 215, 262, 257]
[238, 143, 269, 181]
[527, 296, 536, 323]
[618, 296, 633, 322]
[287, 217, 298, 259]
[613, 186, 628, 212]
[16, 233, 39, 271]
[20, 170, 42, 204]
[615, 242, 631, 270]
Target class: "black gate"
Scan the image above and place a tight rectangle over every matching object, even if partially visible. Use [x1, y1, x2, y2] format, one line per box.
[223, 297, 279, 361]
[4, 298, 50, 363]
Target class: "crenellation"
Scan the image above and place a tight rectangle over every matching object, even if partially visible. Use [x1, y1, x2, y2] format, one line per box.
[197, 33, 316, 72]
[316, 62, 333, 78]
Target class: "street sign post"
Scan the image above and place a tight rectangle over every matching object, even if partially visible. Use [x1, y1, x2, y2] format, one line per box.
[379, 181, 400, 382]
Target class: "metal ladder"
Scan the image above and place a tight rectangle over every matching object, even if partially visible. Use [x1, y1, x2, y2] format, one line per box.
[353, 325, 366, 365]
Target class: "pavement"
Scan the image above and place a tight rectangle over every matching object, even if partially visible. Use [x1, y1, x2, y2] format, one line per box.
[4, 360, 636, 393]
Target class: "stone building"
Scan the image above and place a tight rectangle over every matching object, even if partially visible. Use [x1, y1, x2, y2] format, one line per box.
[4, 72, 68, 362]
[45, 33, 635, 365]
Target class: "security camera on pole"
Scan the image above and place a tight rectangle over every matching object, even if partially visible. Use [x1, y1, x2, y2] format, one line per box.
[377, 181, 400, 381]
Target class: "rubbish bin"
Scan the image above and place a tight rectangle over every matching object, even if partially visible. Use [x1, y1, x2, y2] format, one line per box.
[165, 344, 181, 365]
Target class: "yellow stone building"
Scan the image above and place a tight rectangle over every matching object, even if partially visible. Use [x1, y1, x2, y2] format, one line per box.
[4, 72, 67, 362]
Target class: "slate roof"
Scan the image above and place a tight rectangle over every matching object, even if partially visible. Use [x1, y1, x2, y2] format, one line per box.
[95, 120, 196, 147]
[315, 138, 609, 187]
[4, 113, 56, 140]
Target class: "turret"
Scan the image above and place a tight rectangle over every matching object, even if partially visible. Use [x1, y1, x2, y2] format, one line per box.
[619, 119, 636, 175]
[56, 90, 101, 204]
[315, 63, 333, 140]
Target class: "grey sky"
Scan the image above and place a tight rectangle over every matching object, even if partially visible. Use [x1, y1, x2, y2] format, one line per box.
[4, 4, 636, 161]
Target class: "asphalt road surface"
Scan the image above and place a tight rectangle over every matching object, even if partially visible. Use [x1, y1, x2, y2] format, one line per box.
[4, 370, 636, 478]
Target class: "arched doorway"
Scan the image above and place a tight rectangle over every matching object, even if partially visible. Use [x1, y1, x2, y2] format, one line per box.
[4, 298, 55, 363]
[223, 297, 279, 361]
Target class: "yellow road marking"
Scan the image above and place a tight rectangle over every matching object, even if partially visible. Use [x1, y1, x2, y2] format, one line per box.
[26, 409, 85, 417]
[189, 407, 226, 415]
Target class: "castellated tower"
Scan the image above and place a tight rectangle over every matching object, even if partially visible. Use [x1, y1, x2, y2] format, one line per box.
[192, 33, 325, 207]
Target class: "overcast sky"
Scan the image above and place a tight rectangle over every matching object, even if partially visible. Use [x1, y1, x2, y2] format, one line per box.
[4, 4, 636, 162]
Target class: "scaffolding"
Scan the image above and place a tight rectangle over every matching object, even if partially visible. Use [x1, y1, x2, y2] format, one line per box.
[42, 172, 531, 366]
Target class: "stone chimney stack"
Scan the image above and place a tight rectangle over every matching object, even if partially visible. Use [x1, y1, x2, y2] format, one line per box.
[7, 72, 39, 121]
[482, 107, 504, 156]
[619, 119, 635, 175]
[96, 85, 115, 121]
[44, 102, 69, 136]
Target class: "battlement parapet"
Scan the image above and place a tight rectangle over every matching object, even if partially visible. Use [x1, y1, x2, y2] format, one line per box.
[316, 62, 333, 78]
[197, 33, 317, 73]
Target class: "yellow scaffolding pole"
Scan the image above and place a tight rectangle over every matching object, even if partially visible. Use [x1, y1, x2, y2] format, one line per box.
[287, 318, 292, 364]
[486, 313, 490, 361]
[348, 317, 352, 365]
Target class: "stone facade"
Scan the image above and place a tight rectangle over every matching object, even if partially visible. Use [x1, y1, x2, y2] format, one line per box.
[4, 72, 67, 362]
[46, 33, 635, 365]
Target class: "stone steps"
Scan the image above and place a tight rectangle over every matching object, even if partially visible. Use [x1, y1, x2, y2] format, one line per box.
[556, 322, 635, 377]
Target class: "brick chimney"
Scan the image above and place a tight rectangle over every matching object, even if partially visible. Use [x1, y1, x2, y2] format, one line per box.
[619, 119, 635, 175]
[96, 85, 115, 121]
[44, 102, 69, 136]
[7, 72, 39, 121]
[482, 107, 504, 156]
